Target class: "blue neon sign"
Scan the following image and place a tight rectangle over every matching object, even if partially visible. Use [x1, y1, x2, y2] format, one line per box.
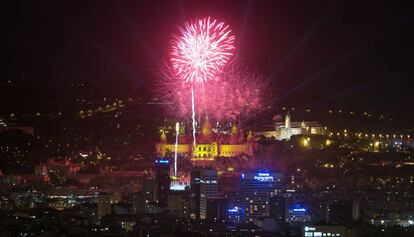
[155, 159, 169, 164]
[253, 172, 274, 182]
[293, 208, 306, 212]
[289, 204, 307, 213]
[228, 207, 239, 213]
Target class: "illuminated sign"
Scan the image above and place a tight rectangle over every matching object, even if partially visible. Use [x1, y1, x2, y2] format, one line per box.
[155, 159, 169, 164]
[228, 207, 239, 213]
[170, 183, 186, 191]
[293, 208, 306, 212]
[304, 226, 316, 231]
[254, 172, 274, 182]
[289, 204, 307, 213]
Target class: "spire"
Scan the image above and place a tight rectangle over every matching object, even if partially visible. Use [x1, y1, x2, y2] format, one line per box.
[160, 129, 167, 143]
[285, 112, 291, 129]
[231, 123, 238, 136]
[179, 122, 185, 134]
[247, 130, 254, 143]
[201, 115, 212, 137]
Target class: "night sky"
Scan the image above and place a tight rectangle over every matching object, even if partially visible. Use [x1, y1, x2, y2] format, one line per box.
[2, 0, 414, 126]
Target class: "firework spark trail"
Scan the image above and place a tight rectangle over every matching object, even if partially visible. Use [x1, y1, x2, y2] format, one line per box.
[174, 122, 179, 177]
[170, 17, 235, 150]
[191, 86, 196, 148]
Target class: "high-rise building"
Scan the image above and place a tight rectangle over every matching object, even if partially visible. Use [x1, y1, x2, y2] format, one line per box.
[326, 201, 352, 224]
[352, 200, 360, 221]
[206, 197, 229, 222]
[269, 194, 286, 222]
[189, 169, 201, 220]
[155, 159, 170, 207]
[200, 168, 219, 220]
[241, 170, 279, 222]
[168, 191, 183, 217]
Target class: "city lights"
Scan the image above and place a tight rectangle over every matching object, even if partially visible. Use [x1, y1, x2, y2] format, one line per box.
[1, 2, 413, 236]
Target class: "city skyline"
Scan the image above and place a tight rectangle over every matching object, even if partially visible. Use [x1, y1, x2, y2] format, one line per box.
[1, 1, 414, 237]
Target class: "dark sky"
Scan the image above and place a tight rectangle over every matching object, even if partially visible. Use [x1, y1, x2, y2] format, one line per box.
[2, 0, 414, 118]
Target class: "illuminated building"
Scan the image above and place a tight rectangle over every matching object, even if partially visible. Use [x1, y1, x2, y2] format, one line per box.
[155, 159, 170, 207]
[240, 170, 283, 222]
[155, 117, 256, 162]
[262, 112, 325, 140]
[228, 206, 244, 223]
[206, 197, 229, 222]
[44, 187, 96, 211]
[189, 169, 201, 220]
[303, 225, 357, 237]
[286, 203, 311, 223]
[167, 190, 188, 218]
[269, 194, 286, 222]
[199, 168, 218, 220]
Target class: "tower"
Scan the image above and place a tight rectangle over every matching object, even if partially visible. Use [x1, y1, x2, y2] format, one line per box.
[285, 112, 291, 129]
[190, 169, 201, 220]
[200, 168, 218, 220]
[155, 159, 170, 207]
[178, 122, 186, 143]
[201, 116, 212, 143]
[246, 131, 255, 155]
[284, 112, 292, 140]
[230, 123, 238, 144]
[160, 130, 167, 157]
[241, 170, 277, 222]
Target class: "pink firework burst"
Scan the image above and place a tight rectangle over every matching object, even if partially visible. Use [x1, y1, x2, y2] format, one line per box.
[171, 17, 235, 83]
[154, 60, 272, 123]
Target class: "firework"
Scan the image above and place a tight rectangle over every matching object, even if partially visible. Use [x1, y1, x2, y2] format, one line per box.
[170, 18, 235, 148]
[171, 17, 235, 83]
[155, 60, 271, 124]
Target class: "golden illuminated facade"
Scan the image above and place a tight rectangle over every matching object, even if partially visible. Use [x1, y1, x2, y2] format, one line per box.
[155, 117, 256, 161]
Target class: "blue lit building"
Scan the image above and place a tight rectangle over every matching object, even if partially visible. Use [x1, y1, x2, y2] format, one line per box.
[240, 170, 282, 222]
[286, 203, 311, 223]
[228, 206, 244, 223]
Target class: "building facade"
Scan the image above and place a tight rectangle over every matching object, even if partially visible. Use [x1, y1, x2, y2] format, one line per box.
[155, 117, 256, 161]
[262, 112, 326, 141]
[199, 168, 219, 220]
[240, 170, 281, 222]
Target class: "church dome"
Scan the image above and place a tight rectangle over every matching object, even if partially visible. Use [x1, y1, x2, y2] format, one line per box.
[247, 130, 254, 142]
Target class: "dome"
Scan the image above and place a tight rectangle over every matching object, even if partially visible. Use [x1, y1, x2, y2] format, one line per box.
[247, 130, 254, 142]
